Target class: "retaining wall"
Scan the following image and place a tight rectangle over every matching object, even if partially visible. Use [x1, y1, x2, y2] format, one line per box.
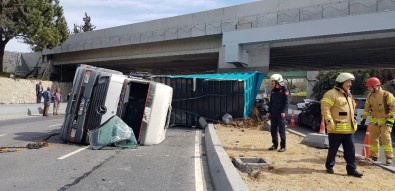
[0, 76, 73, 104]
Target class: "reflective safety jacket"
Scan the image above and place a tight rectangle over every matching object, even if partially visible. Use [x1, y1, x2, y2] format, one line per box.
[362, 88, 395, 126]
[321, 87, 357, 134]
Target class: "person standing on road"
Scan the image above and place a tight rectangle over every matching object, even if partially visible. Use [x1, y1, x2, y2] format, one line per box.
[266, 74, 289, 152]
[52, 87, 62, 115]
[321, 72, 363, 177]
[361, 77, 395, 165]
[42, 87, 52, 116]
[36, 81, 43, 103]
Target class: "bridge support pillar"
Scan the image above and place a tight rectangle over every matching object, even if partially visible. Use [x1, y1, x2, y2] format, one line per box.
[218, 43, 270, 74]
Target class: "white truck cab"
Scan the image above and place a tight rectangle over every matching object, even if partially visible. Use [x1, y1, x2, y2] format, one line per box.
[60, 65, 173, 145]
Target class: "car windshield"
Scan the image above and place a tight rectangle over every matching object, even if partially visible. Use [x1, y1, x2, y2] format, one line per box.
[303, 102, 320, 113]
[355, 99, 366, 109]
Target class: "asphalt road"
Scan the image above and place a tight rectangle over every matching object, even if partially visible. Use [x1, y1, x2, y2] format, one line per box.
[287, 105, 395, 166]
[0, 116, 213, 191]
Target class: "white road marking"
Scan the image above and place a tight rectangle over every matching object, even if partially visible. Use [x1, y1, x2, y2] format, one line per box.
[0, 134, 7, 137]
[48, 123, 62, 127]
[58, 146, 89, 160]
[195, 131, 203, 191]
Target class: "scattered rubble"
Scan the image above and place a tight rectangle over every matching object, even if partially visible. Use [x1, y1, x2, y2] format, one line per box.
[0, 140, 51, 153]
[215, 118, 395, 191]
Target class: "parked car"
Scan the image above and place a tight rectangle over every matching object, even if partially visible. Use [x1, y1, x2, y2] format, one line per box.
[255, 90, 266, 100]
[298, 98, 369, 132]
[297, 101, 322, 132]
[297, 99, 314, 110]
[354, 97, 370, 128]
[255, 97, 269, 120]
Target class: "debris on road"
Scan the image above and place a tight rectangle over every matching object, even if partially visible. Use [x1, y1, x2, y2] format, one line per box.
[222, 113, 234, 124]
[0, 147, 23, 153]
[0, 140, 51, 153]
[215, 119, 395, 191]
[26, 141, 50, 149]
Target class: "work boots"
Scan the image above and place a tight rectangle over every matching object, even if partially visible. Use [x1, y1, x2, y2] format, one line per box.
[278, 148, 286, 152]
[386, 158, 393, 165]
[268, 145, 277, 150]
[347, 170, 363, 178]
[43, 106, 49, 116]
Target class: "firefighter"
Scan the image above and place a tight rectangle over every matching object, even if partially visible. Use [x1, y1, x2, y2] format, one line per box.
[266, 74, 289, 152]
[361, 77, 395, 165]
[321, 72, 363, 177]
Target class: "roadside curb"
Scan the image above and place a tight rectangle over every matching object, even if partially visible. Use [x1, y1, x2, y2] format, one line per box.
[205, 124, 250, 191]
[286, 128, 395, 173]
[354, 154, 395, 173]
[287, 128, 306, 138]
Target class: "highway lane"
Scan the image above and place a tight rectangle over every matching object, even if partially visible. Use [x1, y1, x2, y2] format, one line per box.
[0, 115, 65, 146]
[0, 116, 213, 191]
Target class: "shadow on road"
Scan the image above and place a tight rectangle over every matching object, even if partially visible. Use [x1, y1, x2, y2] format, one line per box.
[27, 107, 44, 115]
[13, 128, 61, 143]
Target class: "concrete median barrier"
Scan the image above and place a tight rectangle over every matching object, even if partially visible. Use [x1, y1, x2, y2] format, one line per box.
[205, 124, 250, 191]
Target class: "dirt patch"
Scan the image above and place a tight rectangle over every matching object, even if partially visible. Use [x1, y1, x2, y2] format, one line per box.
[215, 119, 395, 191]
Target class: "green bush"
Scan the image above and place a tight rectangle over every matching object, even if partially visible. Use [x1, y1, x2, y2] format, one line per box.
[0, 72, 22, 79]
[292, 91, 307, 96]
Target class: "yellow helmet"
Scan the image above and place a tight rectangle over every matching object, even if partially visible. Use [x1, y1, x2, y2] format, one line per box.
[335, 72, 355, 83]
[270, 74, 285, 86]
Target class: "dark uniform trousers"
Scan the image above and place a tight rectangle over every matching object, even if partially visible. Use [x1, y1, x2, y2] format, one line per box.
[326, 133, 357, 173]
[270, 112, 286, 149]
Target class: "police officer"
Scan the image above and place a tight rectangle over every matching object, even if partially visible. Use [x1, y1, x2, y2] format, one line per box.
[361, 77, 395, 165]
[321, 72, 363, 177]
[266, 74, 289, 152]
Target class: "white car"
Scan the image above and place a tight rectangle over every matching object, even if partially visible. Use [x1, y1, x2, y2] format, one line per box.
[297, 99, 314, 110]
[354, 97, 370, 127]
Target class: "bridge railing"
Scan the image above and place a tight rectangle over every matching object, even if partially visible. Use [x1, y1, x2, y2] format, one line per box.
[45, 0, 395, 54]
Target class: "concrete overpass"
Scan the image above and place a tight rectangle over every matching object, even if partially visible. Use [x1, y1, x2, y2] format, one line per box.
[40, 0, 395, 78]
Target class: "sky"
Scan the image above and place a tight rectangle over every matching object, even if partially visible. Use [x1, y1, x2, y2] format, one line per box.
[5, 0, 256, 53]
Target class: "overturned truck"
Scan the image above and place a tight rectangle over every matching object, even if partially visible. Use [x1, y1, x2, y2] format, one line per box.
[60, 65, 173, 145]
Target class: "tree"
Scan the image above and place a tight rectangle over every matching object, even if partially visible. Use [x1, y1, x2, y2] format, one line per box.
[72, 12, 95, 34]
[312, 70, 370, 100]
[285, 79, 297, 92]
[369, 69, 395, 84]
[23, 0, 69, 52]
[0, 0, 68, 72]
[73, 24, 81, 34]
[81, 12, 96, 32]
[293, 80, 307, 92]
